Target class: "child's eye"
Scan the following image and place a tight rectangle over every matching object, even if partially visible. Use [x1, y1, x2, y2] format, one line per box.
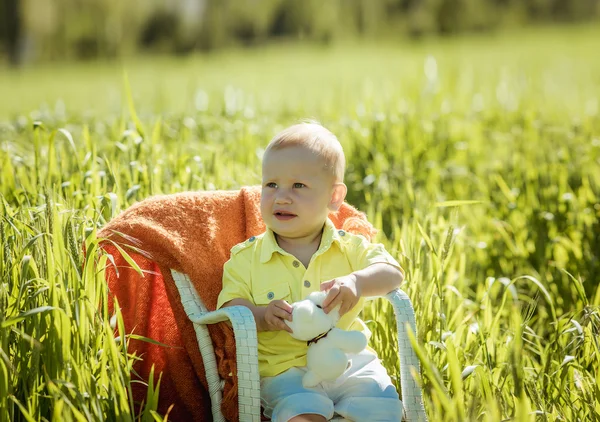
[265, 182, 277, 188]
[293, 183, 305, 188]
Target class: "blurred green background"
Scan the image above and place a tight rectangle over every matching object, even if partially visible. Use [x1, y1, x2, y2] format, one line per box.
[1, 0, 600, 65]
[1, 1, 600, 421]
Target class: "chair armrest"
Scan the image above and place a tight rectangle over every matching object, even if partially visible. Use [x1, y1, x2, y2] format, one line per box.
[384, 288, 428, 422]
[172, 270, 262, 422]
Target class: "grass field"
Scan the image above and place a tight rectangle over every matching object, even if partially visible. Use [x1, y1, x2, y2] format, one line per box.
[1, 25, 599, 421]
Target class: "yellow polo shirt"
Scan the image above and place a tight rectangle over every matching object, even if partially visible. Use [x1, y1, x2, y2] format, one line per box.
[217, 218, 402, 377]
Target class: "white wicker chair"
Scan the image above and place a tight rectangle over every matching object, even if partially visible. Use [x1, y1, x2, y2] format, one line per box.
[172, 270, 427, 422]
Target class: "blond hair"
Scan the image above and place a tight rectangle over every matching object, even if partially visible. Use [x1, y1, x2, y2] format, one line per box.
[264, 121, 345, 182]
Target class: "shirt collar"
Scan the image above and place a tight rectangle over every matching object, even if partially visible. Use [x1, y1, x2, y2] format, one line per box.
[260, 218, 342, 264]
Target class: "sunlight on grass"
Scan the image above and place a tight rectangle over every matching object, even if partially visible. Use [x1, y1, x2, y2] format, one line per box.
[1, 26, 599, 421]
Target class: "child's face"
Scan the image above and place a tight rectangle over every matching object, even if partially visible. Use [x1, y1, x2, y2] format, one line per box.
[261, 146, 345, 240]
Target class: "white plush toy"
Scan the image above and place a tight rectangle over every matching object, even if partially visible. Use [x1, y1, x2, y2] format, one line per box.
[285, 291, 368, 388]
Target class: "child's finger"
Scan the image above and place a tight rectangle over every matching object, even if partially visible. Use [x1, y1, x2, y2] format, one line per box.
[265, 314, 277, 330]
[279, 318, 293, 333]
[275, 300, 293, 314]
[339, 299, 355, 316]
[322, 286, 340, 308]
[324, 292, 342, 314]
[320, 279, 336, 292]
[274, 307, 293, 321]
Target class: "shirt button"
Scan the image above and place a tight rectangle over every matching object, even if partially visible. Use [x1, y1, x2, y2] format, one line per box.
[267, 292, 274, 300]
[293, 260, 300, 268]
[249, 236, 256, 242]
[304, 280, 311, 288]
[338, 230, 345, 236]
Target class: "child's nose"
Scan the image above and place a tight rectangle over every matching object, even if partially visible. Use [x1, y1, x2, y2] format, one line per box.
[274, 191, 292, 204]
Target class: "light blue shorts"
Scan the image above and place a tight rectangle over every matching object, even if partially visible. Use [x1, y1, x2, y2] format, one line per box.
[260, 350, 404, 422]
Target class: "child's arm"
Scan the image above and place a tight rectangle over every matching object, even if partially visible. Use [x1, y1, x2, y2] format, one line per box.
[321, 263, 403, 315]
[222, 298, 293, 333]
[354, 262, 404, 296]
[218, 248, 292, 333]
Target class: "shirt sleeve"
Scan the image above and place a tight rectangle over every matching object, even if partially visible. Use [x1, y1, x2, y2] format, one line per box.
[348, 235, 405, 277]
[217, 253, 253, 309]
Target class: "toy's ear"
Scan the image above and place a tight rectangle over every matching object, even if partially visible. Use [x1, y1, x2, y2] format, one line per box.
[306, 291, 327, 306]
[296, 307, 314, 323]
[291, 301, 316, 324]
[287, 302, 319, 338]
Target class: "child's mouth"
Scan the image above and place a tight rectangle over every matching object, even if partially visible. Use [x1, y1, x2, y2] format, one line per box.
[274, 211, 297, 221]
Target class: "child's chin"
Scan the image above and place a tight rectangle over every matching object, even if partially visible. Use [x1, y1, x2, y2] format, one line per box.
[272, 228, 296, 237]
[271, 226, 303, 239]
[270, 218, 299, 229]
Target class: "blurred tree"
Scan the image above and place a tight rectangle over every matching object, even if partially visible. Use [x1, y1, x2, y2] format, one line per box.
[436, 0, 498, 33]
[139, 9, 180, 51]
[264, 0, 339, 43]
[550, 0, 600, 21]
[198, 0, 287, 50]
[406, 0, 439, 37]
[1, 0, 599, 63]
[0, 0, 22, 65]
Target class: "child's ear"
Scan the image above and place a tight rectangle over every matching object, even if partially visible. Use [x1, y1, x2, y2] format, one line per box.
[328, 183, 347, 211]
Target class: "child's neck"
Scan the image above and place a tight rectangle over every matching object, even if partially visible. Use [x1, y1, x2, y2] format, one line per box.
[275, 229, 323, 268]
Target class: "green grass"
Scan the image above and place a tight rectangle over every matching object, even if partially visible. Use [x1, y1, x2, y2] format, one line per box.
[1, 25, 600, 421]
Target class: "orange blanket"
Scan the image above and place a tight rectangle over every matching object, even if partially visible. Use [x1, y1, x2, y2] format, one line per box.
[98, 186, 376, 421]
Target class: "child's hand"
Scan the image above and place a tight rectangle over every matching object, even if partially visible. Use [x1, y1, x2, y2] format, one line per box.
[320, 274, 361, 316]
[263, 300, 293, 333]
